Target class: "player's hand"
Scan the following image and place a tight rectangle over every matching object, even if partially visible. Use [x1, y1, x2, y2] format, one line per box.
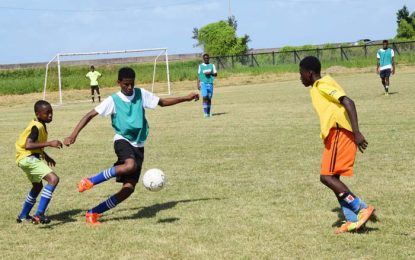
[188, 92, 199, 101]
[392, 69, 395, 75]
[63, 136, 76, 146]
[354, 132, 368, 153]
[49, 140, 63, 149]
[376, 68, 379, 74]
[44, 155, 56, 167]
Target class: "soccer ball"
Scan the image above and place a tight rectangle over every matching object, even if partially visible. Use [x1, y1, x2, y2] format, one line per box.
[142, 168, 166, 192]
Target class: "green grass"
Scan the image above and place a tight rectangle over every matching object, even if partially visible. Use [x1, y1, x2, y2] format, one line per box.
[1, 51, 415, 95]
[0, 70, 414, 259]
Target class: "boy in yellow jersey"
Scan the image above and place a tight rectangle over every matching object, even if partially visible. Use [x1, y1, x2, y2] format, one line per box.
[299, 56, 375, 234]
[15, 100, 63, 224]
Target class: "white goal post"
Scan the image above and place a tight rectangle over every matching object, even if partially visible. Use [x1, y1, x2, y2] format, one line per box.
[43, 48, 171, 104]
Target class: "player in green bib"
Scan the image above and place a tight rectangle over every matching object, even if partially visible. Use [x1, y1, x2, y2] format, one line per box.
[64, 67, 199, 225]
[376, 40, 395, 96]
[197, 54, 217, 117]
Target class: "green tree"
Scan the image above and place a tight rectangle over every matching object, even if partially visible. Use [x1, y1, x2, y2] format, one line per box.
[192, 16, 250, 56]
[396, 5, 411, 24]
[395, 6, 415, 39]
[396, 19, 415, 39]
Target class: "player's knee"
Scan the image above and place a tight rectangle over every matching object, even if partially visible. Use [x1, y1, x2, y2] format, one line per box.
[121, 160, 137, 174]
[320, 175, 330, 186]
[45, 172, 59, 186]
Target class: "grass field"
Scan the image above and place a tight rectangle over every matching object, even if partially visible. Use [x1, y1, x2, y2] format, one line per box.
[0, 69, 414, 259]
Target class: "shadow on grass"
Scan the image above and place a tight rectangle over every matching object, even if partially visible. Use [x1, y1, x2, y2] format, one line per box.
[379, 91, 398, 96]
[331, 207, 380, 234]
[38, 209, 84, 229]
[211, 112, 227, 117]
[106, 197, 224, 223]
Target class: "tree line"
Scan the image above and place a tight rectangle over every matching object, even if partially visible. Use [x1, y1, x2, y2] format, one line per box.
[193, 6, 415, 57]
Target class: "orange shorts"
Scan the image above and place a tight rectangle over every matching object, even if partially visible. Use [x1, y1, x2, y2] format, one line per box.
[321, 128, 357, 176]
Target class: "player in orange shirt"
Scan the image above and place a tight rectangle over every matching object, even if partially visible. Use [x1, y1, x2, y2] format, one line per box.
[299, 56, 375, 234]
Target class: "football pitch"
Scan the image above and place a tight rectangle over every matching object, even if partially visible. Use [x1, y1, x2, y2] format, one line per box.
[0, 70, 414, 259]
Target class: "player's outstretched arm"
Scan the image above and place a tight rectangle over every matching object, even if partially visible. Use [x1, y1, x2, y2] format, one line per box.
[158, 92, 199, 107]
[64, 109, 98, 146]
[340, 96, 368, 153]
[25, 139, 62, 150]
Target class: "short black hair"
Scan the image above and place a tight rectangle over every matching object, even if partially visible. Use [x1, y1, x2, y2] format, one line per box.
[118, 67, 135, 81]
[383, 40, 389, 44]
[299, 56, 321, 74]
[203, 53, 209, 58]
[34, 100, 51, 112]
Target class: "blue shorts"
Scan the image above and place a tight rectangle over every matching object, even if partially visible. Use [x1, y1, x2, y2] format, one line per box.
[200, 82, 214, 99]
[380, 69, 391, 78]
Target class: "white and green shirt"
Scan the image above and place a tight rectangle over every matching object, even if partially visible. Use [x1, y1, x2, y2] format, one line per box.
[94, 88, 160, 147]
[377, 48, 394, 71]
[198, 63, 217, 84]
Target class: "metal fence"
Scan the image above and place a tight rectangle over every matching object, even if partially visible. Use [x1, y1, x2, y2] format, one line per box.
[211, 40, 415, 69]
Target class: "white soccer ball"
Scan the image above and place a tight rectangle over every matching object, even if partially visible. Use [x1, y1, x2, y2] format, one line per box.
[142, 168, 166, 192]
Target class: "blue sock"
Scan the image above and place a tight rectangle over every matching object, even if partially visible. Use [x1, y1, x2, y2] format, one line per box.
[339, 192, 361, 213]
[88, 195, 119, 214]
[18, 190, 37, 218]
[203, 103, 208, 115]
[35, 184, 55, 215]
[338, 200, 358, 222]
[359, 201, 368, 210]
[207, 101, 211, 115]
[89, 167, 116, 185]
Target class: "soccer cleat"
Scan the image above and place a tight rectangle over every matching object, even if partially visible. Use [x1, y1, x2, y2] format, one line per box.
[356, 205, 375, 230]
[384, 92, 389, 96]
[78, 178, 94, 192]
[16, 215, 34, 224]
[32, 214, 51, 224]
[334, 221, 358, 234]
[85, 212, 100, 225]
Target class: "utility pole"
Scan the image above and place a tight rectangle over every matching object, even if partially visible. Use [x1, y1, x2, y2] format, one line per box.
[228, 0, 232, 17]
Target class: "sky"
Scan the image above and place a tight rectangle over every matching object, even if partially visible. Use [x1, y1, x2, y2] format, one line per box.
[0, 0, 413, 64]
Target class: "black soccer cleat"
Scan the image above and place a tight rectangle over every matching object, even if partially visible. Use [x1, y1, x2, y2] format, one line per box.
[32, 214, 51, 224]
[16, 215, 34, 224]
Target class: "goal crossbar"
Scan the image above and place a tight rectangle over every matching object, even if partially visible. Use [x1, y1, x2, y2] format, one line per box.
[43, 48, 171, 104]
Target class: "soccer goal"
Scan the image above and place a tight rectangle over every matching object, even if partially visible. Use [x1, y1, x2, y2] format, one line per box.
[43, 48, 171, 105]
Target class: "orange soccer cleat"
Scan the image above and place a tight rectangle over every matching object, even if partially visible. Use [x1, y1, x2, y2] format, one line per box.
[85, 212, 101, 225]
[356, 205, 375, 230]
[334, 221, 358, 234]
[78, 178, 94, 192]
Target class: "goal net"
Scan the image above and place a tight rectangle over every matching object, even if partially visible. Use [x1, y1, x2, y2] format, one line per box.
[43, 48, 171, 105]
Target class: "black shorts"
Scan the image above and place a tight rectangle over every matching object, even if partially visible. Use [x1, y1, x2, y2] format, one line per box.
[113, 139, 144, 183]
[90, 85, 100, 91]
[379, 69, 391, 78]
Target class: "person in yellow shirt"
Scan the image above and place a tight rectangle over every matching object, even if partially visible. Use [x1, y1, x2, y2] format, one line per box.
[15, 100, 63, 224]
[86, 65, 102, 103]
[299, 56, 375, 234]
